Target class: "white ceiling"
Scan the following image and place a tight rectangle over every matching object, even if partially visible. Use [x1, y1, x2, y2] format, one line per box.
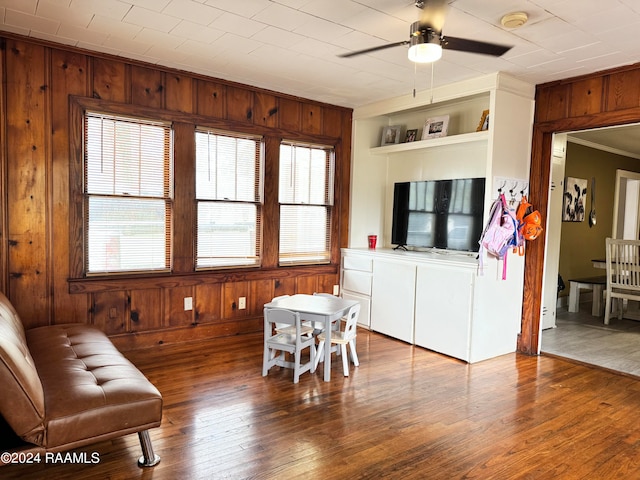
[568, 123, 640, 159]
[2, 0, 640, 153]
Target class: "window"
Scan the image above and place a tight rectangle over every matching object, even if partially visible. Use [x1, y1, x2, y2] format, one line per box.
[279, 141, 334, 265]
[84, 112, 173, 274]
[195, 129, 263, 268]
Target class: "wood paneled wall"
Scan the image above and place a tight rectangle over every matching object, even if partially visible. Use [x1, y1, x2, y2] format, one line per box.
[520, 62, 640, 355]
[0, 34, 352, 350]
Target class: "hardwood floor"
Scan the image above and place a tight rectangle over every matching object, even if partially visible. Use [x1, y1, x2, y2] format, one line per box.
[5, 328, 640, 479]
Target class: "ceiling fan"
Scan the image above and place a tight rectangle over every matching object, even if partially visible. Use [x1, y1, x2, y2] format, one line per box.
[339, 0, 513, 64]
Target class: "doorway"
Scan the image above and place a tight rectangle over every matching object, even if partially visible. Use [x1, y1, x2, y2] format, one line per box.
[539, 124, 640, 375]
[520, 67, 640, 360]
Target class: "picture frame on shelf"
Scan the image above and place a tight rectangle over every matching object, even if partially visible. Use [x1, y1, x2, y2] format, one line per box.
[477, 109, 490, 131]
[404, 129, 418, 143]
[422, 115, 449, 139]
[380, 125, 402, 146]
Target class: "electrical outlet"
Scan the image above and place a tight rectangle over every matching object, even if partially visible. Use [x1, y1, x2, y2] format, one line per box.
[184, 297, 193, 311]
[333, 284, 340, 296]
[238, 297, 246, 310]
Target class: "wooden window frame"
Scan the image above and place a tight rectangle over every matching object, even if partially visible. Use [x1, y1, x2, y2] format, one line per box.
[83, 111, 174, 275]
[69, 96, 344, 290]
[194, 128, 264, 269]
[278, 141, 335, 266]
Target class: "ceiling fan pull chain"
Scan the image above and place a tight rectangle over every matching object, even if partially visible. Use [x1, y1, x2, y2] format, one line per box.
[413, 62, 417, 98]
[430, 62, 435, 104]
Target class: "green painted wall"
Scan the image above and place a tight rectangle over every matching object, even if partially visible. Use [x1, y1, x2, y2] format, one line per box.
[558, 142, 640, 296]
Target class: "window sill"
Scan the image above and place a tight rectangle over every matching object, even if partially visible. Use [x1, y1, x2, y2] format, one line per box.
[68, 264, 338, 294]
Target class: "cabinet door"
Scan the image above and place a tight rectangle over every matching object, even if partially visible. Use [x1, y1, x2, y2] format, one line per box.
[414, 265, 473, 361]
[370, 259, 416, 343]
[343, 269, 372, 296]
[342, 291, 371, 328]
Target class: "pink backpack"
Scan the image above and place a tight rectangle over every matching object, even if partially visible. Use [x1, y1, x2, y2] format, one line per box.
[478, 193, 518, 279]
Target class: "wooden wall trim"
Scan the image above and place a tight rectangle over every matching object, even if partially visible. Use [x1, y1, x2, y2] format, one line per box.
[69, 95, 345, 145]
[172, 122, 196, 274]
[338, 111, 353, 250]
[519, 127, 550, 355]
[109, 317, 264, 351]
[534, 61, 640, 89]
[68, 264, 339, 294]
[261, 136, 281, 269]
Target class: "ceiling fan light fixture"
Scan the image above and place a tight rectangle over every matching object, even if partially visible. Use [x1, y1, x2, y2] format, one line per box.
[408, 21, 442, 63]
[408, 42, 443, 63]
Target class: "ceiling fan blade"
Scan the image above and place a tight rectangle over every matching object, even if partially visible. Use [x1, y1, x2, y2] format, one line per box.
[441, 36, 512, 57]
[417, 0, 448, 32]
[338, 40, 410, 58]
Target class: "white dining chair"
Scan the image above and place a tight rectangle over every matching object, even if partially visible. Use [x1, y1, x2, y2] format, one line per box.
[604, 238, 640, 325]
[312, 292, 343, 333]
[271, 295, 315, 336]
[313, 303, 360, 377]
[262, 307, 316, 383]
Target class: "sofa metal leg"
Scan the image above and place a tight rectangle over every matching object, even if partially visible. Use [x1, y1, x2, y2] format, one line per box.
[137, 430, 161, 467]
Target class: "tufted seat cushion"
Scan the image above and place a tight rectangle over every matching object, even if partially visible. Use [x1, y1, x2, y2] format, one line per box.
[26, 324, 162, 451]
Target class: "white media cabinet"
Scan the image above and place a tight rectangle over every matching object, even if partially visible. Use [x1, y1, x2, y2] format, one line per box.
[341, 248, 527, 363]
[344, 72, 536, 363]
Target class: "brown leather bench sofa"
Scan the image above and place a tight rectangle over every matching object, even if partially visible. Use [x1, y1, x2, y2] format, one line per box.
[0, 291, 163, 467]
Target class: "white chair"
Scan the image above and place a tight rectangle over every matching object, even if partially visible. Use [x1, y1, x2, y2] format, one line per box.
[312, 292, 342, 333]
[271, 295, 315, 337]
[313, 303, 360, 377]
[604, 238, 640, 325]
[262, 307, 316, 383]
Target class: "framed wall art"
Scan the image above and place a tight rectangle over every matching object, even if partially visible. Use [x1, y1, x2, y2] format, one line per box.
[380, 125, 402, 146]
[422, 115, 449, 139]
[563, 176, 587, 222]
[404, 129, 418, 142]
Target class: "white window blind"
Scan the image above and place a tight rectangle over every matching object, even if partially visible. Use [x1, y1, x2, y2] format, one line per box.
[195, 129, 263, 268]
[84, 112, 173, 274]
[279, 142, 334, 265]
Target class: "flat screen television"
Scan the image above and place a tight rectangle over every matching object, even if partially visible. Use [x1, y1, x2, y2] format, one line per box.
[391, 178, 486, 252]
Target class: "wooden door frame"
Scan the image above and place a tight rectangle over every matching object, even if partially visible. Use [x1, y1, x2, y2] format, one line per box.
[518, 73, 640, 355]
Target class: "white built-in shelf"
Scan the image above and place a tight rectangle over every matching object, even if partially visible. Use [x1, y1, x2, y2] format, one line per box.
[369, 130, 489, 155]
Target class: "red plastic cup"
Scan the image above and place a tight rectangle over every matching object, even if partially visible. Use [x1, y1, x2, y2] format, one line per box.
[368, 235, 377, 249]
